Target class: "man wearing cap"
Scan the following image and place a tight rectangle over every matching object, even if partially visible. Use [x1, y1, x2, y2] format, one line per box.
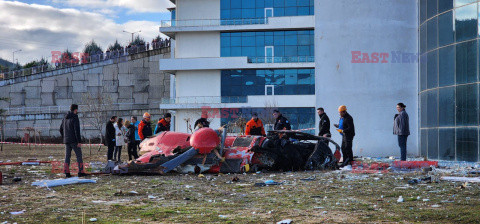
[334, 105, 355, 169]
[245, 112, 266, 136]
[155, 113, 172, 134]
[138, 112, 153, 140]
[273, 110, 291, 131]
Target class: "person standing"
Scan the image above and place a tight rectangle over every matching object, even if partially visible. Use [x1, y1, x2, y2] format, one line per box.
[154, 113, 172, 134]
[138, 112, 153, 141]
[59, 104, 85, 178]
[394, 103, 410, 161]
[273, 110, 291, 130]
[317, 107, 331, 140]
[104, 116, 117, 161]
[113, 118, 126, 162]
[131, 116, 141, 151]
[245, 112, 266, 136]
[334, 105, 355, 169]
[125, 120, 139, 160]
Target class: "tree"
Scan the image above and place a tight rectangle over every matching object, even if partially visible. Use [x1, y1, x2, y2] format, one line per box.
[23, 58, 48, 69]
[81, 92, 114, 151]
[83, 40, 103, 56]
[129, 35, 145, 46]
[0, 97, 9, 151]
[153, 35, 162, 42]
[107, 40, 123, 51]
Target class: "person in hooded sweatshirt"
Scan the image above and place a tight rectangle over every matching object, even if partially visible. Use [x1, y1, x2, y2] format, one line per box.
[59, 104, 85, 178]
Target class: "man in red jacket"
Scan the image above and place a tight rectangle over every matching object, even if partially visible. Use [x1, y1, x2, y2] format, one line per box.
[138, 112, 153, 140]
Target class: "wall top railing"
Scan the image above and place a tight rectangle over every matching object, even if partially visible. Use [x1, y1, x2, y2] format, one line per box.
[160, 96, 248, 104]
[5, 103, 156, 116]
[161, 17, 269, 28]
[0, 41, 171, 82]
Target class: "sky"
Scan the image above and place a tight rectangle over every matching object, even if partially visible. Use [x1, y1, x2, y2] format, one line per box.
[0, 0, 174, 65]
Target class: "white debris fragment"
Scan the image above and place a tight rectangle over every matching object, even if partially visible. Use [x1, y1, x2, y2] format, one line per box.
[277, 219, 293, 224]
[148, 195, 157, 199]
[218, 215, 228, 219]
[89, 218, 97, 222]
[397, 196, 404, 203]
[431, 204, 441, 208]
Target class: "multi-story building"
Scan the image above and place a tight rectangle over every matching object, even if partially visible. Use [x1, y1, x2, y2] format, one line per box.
[159, 0, 480, 162]
[160, 0, 317, 135]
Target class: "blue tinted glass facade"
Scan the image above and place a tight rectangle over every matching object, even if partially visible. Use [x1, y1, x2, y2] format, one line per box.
[221, 107, 315, 134]
[221, 0, 314, 19]
[221, 30, 314, 59]
[419, 1, 480, 161]
[221, 69, 315, 97]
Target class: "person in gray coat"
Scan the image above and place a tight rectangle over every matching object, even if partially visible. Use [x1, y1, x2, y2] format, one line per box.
[394, 103, 410, 161]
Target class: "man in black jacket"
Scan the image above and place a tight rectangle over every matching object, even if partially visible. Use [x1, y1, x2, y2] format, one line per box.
[104, 116, 117, 161]
[273, 110, 291, 131]
[317, 108, 331, 144]
[334, 105, 355, 168]
[59, 104, 85, 178]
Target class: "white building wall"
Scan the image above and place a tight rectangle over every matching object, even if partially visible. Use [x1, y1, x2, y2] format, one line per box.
[175, 70, 221, 97]
[315, 0, 418, 157]
[176, 0, 220, 20]
[175, 32, 220, 58]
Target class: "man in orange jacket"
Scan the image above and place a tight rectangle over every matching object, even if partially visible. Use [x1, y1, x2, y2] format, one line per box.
[245, 113, 266, 136]
[138, 112, 153, 140]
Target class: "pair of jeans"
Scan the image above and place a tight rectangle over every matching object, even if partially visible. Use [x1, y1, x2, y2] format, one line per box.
[127, 143, 139, 160]
[113, 146, 122, 161]
[107, 142, 115, 161]
[398, 135, 408, 161]
[341, 137, 353, 166]
[64, 143, 84, 174]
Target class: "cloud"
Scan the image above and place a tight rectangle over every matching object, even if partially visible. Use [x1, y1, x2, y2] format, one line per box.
[57, 0, 174, 13]
[0, 1, 165, 64]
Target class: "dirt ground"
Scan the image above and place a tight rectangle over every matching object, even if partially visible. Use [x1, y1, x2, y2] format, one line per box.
[1, 144, 480, 224]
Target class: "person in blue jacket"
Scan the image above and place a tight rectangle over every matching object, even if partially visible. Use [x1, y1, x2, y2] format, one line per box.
[131, 116, 141, 151]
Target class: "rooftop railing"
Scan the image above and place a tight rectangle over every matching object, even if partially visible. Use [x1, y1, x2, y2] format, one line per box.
[161, 17, 268, 27]
[248, 56, 315, 63]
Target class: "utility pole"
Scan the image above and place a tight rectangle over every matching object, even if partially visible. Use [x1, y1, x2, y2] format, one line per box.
[12, 49, 21, 67]
[123, 30, 141, 43]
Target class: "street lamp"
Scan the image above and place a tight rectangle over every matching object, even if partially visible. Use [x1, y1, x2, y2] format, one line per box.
[12, 49, 21, 66]
[123, 30, 141, 43]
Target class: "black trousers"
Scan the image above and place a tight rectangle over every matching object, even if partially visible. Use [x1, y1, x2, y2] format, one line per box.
[107, 142, 115, 161]
[128, 143, 139, 160]
[341, 136, 354, 165]
[114, 146, 122, 161]
[64, 143, 84, 174]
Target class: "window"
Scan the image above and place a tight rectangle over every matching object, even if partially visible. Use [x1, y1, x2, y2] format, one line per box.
[220, 0, 314, 20]
[456, 40, 477, 84]
[456, 128, 478, 162]
[438, 0, 454, 13]
[439, 87, 455, 127]
[439, 128, 455, 160]
[428, 128, 439, 160]
[456, 83, 478, 126]
[427, 0, 438, 19]
[439, 45, 455, 87]
[455, 3, 478, 42]
[427, 51, 438, 89]
[438, 11, 454, 46]
[427, 16, 438, 51]
[221, 69, 315, 97]
[221, 30, 314, 60]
